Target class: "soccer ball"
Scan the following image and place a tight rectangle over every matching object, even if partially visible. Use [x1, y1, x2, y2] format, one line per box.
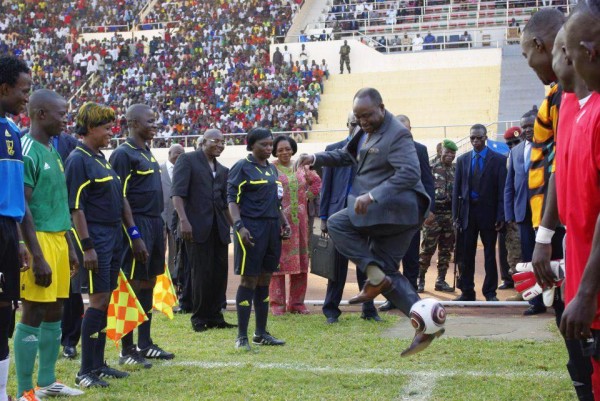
[409, 298, 446, 334]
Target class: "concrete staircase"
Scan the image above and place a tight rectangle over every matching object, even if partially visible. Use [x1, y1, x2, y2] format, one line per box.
[308, 65, 501, 147]
[497, 44, 545, 125]
[285, 0, 329, 42]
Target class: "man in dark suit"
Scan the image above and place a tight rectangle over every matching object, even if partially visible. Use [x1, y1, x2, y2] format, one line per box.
[321, 112, 379, 323]
[297, 88, 445, 357]
[453, 124, 507, 302]
[505, 113, 546, 315]
[379, 114, 435, 311]
[171, 129, 235, 332]
[160, 144, 184, 281]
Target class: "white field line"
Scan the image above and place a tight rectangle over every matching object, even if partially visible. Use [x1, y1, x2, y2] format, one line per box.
[160, 360, 568, 380]
[398, 371, 437, 401]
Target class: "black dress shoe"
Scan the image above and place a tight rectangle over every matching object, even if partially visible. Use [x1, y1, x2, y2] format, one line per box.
[486, 296, 499, 302]
[498, 281, 514, 290]
[326, 317, 338, 324]
[378, 301, 396, 311]
[192, 323, 208, 332]
[63, 345, 77, 359]
[207, 321, 238, 329]
[360, 313, 382, 322]
[453, 294, 476, 301]
[401, 328, 445, 357]
[523, 305, 547, 316]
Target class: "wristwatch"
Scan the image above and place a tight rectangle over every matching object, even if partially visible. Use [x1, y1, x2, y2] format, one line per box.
[234, 220, 244, 231]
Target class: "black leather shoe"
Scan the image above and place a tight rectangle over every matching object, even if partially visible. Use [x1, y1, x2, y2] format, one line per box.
[192, 323, 208, 332]
[400, 328, 445, 357]
[453, 294, 476, 301]
[207, 321, 237, 329]
[326, 317, 338, 324]
[523, 305, 547, 316]
[486, 296, 499, 302]
[378, 301, 396, 311]
[63, 345, 77, 359]
[361, 313, 382, 322]
[417, 281, 425, 293]
[498, 281, 514, 290]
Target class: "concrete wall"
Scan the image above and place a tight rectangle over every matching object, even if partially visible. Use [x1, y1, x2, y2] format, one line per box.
[79, 29, 164, 43]
[270, 39, 501, 74]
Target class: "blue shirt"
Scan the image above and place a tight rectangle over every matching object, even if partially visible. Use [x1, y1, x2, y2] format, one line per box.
[0, 116, 25, 222]
[470, 146, 489, 200]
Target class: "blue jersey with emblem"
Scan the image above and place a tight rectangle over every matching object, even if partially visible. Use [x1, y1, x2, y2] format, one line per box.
[0, 116, 25, 222]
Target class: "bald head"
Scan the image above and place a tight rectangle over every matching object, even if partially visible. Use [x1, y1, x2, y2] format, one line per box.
[522, 8, 565, 41]
[28, 89, 65, 121]
[395, 114, 411, 131]
[125, 103, 151, 121]
[168, 143, 184, 164]
[203, 128, 222, 140]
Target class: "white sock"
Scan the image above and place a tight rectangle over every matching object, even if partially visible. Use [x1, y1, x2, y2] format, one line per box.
[0, 357, 9, 401]
[366, 264, 385, 285]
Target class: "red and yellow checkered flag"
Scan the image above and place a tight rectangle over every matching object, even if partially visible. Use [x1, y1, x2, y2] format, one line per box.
[106, 270, 148, 345]
[153, 265, 178, 319]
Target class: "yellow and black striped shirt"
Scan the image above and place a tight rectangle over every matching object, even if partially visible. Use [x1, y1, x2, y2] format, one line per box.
[529, 84, 562, 228]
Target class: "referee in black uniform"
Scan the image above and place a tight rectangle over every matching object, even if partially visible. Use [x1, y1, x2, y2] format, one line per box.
[228, 128, 291, 351]
[109, 104, 174, 365]
[65, 102, 129, 388]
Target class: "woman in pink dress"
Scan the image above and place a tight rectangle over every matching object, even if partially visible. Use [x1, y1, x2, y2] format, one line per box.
[269, 136, 321, 315]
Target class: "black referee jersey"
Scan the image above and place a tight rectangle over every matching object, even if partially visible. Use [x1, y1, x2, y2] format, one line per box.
[109, 138, 163, 217]
[227, 154, 282, 219]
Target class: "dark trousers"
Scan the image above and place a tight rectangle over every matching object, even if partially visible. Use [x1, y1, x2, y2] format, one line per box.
[166, 228, 177, 280]
[401, 230, 420, 290]
[186, 225, 228, 327]
[61, 286, 84, 347]
[176, 238, 192, 312]
[518, 220, 536, 262]
[322, 249, 377, 319]
[327, 209, 420, 316]
[498, 230, 512, 283]
[458, 204, 498, 299]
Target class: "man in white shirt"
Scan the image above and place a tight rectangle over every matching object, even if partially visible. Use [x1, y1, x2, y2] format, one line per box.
[161, 144, 185, 280]
[412, 33, 424, 51]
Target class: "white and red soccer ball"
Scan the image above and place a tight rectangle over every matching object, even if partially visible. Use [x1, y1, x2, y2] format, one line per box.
[409, 298, 446, 334]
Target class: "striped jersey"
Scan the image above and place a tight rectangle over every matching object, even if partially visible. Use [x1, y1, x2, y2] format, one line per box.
[0, 116, 25, 222]
[528, 84, 561, 228]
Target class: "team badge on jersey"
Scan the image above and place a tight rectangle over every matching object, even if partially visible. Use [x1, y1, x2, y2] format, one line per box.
[6, 139, 14, 156]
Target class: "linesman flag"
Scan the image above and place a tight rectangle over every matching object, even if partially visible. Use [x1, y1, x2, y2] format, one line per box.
[153, 265, 178, 319]
[106, 270, 148, 345]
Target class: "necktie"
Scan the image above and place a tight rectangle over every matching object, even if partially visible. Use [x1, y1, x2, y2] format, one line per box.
[471, 154, 482, 193]
[524, 143, 531, 173]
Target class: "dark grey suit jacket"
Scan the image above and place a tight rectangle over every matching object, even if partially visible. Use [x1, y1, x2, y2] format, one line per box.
[171, 150, 230, 244]
[314, 110, 430, 227]
[160, 162, 175, 231]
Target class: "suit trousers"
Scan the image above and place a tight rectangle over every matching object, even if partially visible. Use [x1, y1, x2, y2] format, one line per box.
[458, 203, 498, 299]
[322, 249, 377, 319]
[327, 208, 420, 316]
[175, 239, 192, 312]
[401, 230, 420, 290]
[186, 224, 229, 327]
[497, 230, 512, 283]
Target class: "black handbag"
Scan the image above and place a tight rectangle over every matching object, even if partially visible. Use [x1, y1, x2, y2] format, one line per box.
[310, 233, 337, 281]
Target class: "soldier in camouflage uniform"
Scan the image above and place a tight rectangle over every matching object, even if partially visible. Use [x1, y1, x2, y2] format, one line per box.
[339, 40, 351, 74]
[418, 139, 457, 292]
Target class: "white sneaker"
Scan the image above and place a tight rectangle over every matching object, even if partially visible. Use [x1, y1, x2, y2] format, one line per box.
[18, 389, 41, 401]
[35, 381, 84, 397]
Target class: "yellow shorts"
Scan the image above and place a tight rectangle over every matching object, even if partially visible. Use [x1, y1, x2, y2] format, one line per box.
[20, 231, 70, 302]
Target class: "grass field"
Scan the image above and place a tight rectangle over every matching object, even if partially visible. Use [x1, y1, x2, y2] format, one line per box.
[8, 311, 576, 401]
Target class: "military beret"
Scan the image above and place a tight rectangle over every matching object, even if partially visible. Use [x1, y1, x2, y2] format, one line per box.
[503, 126, 522, 140]
[442, 139, 458, 151]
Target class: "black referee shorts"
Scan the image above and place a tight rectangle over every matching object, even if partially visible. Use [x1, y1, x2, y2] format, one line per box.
[121, 215, 165, 281]
[0, 216, 20, 301]
[75, 223, 122, 294]
[233, 217, 281, 277]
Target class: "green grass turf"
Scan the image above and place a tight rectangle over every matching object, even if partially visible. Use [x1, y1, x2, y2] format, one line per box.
[8, 312, 576, 400]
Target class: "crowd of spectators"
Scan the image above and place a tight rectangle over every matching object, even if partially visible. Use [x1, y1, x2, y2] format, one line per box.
[0, 0, 321, 147]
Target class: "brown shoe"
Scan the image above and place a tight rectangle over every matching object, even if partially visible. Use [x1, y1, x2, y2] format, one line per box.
[348, 277, 392, 304]
[400, 328, 445, 358]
